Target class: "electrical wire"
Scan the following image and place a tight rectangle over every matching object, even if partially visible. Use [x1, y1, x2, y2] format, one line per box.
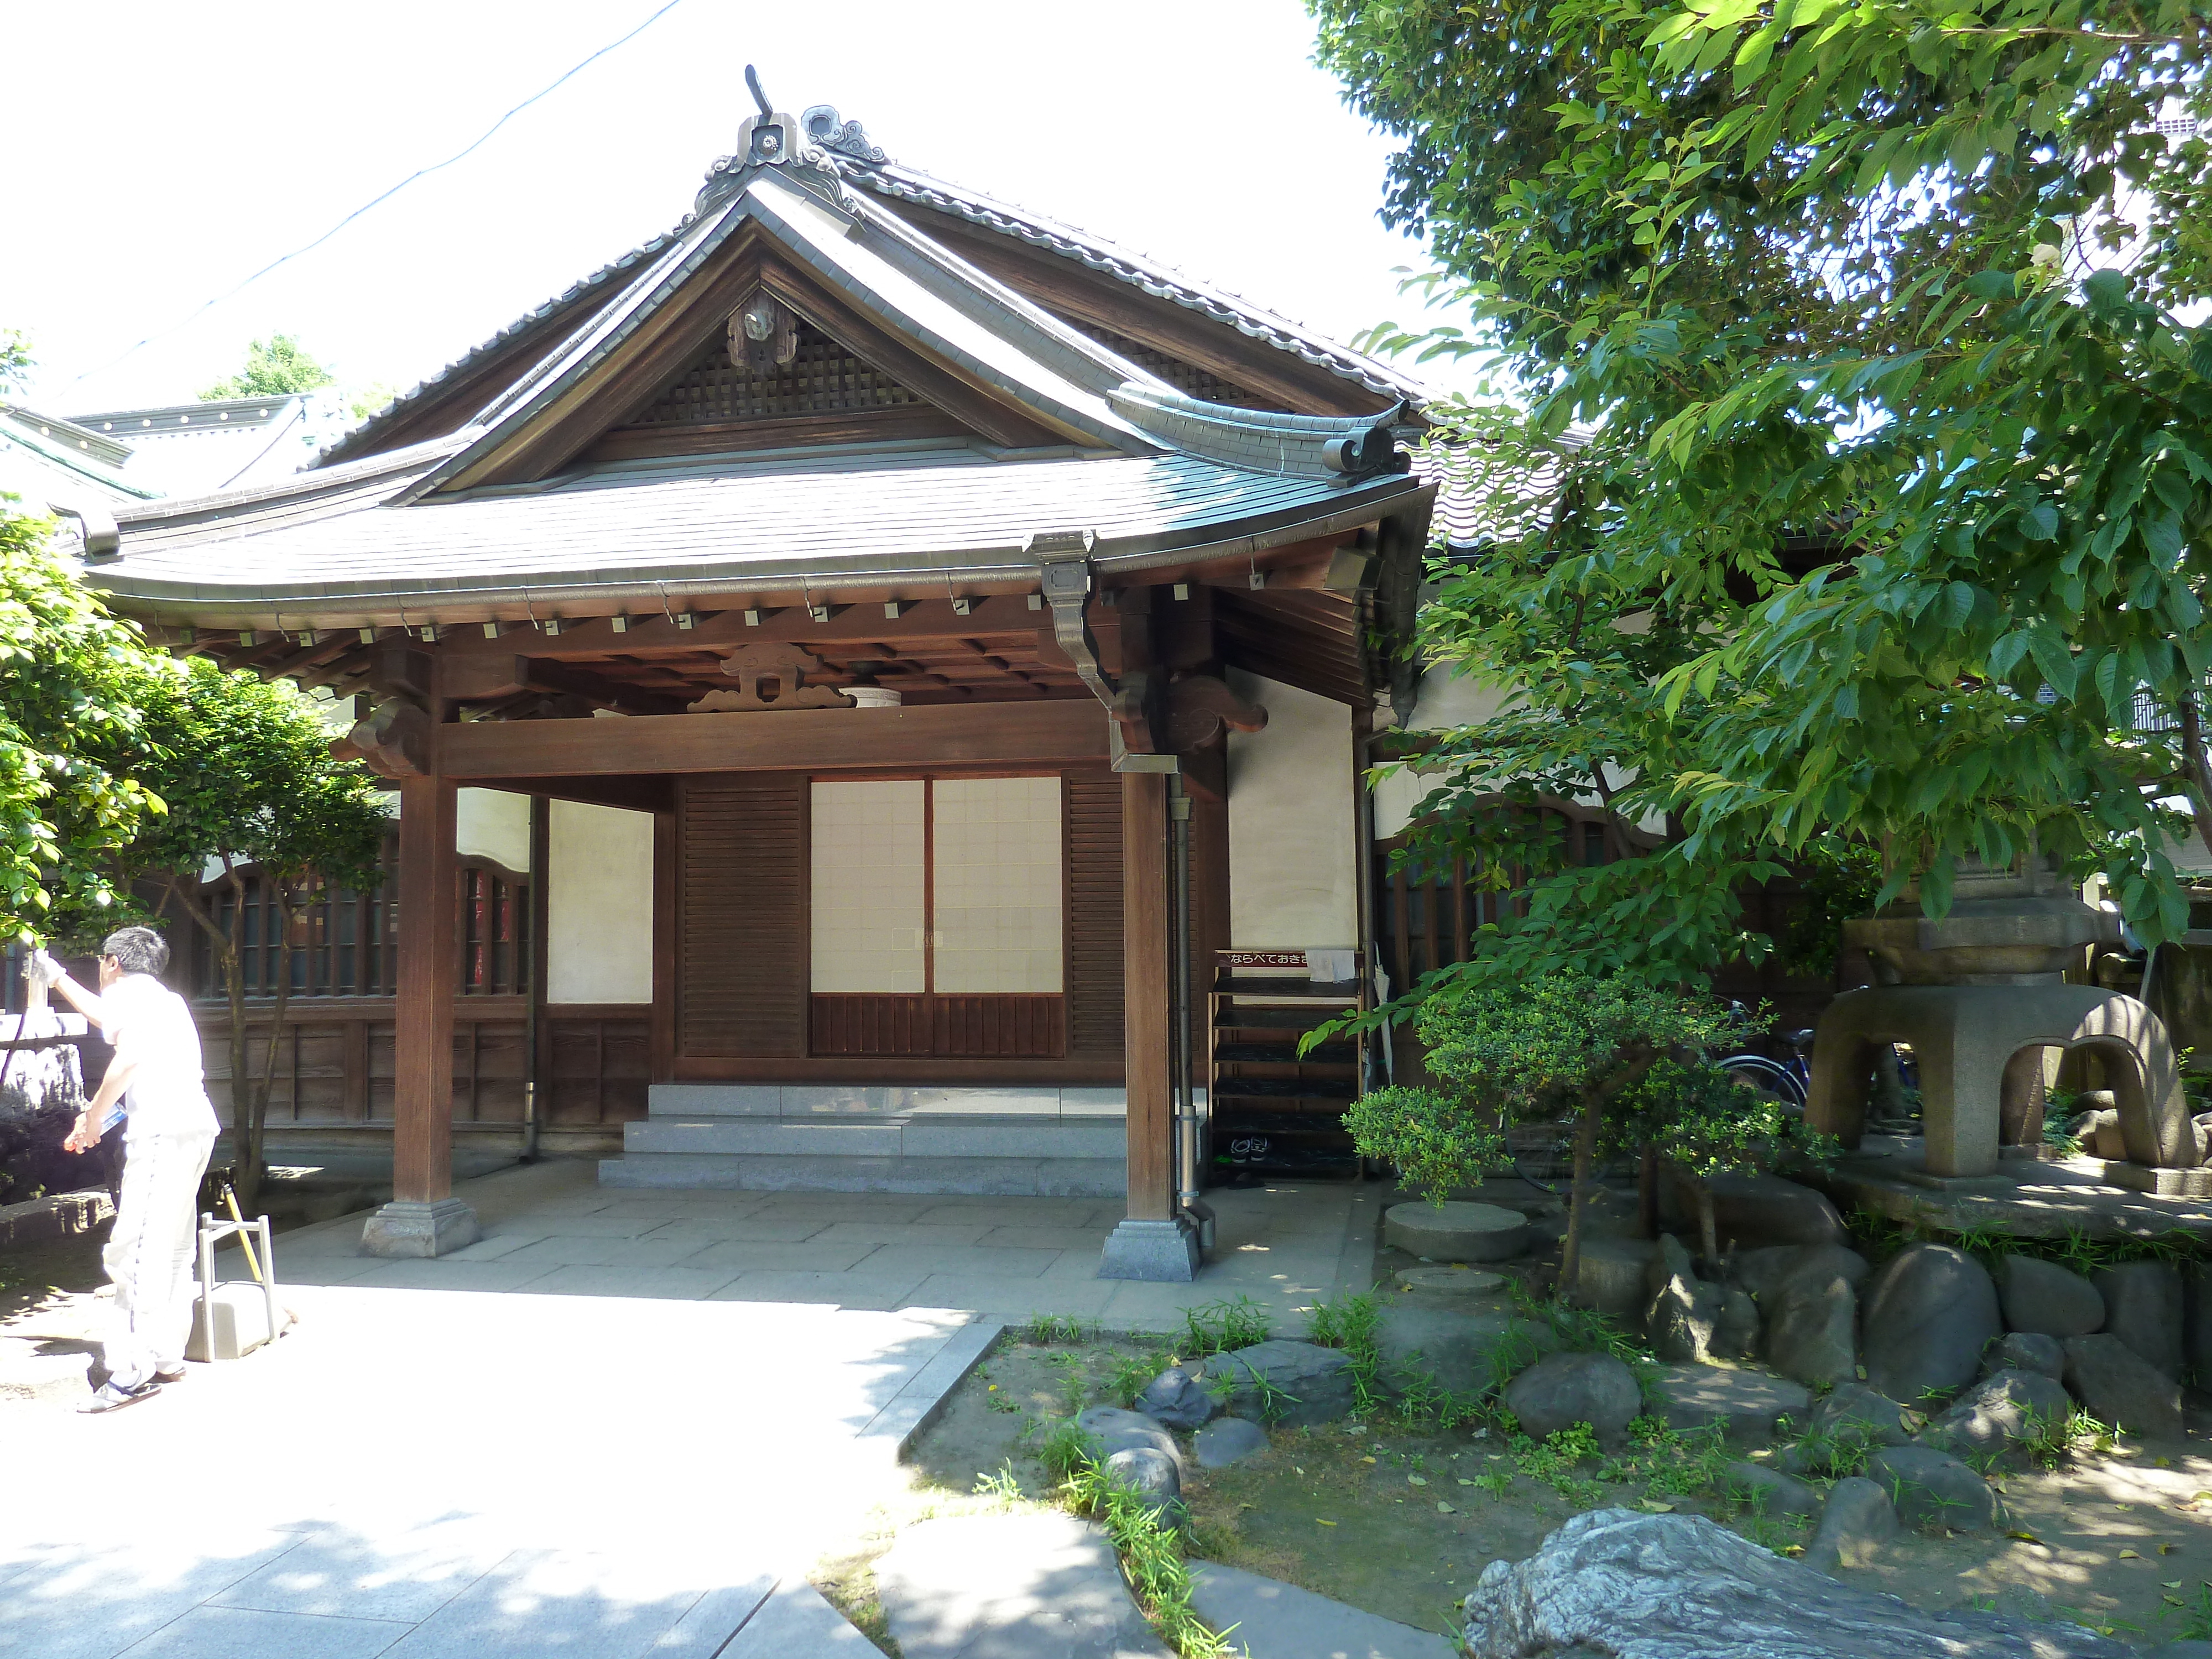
[63, 0, 690, 389]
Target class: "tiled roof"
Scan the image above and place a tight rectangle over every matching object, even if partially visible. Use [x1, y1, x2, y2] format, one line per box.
[94, 442, 1427, 627]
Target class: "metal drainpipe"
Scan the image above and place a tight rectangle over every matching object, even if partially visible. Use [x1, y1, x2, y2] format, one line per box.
[522, 795, 550, 1163]
[1170, 776, 1214, 1248]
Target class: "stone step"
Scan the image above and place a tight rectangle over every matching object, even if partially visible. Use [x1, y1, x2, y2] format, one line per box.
[624, 1116, 1129, 1160]
[647, 1083, 1150, 1120]
[597, 1151, 1126, 1197]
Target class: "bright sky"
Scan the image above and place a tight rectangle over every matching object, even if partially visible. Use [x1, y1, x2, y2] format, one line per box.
[4, 0, 1479, 420]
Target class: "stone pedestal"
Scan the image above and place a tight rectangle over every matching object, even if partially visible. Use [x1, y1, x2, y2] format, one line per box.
[361, 1198, 479, 1259]
[1097, 1215, 1199, 1281]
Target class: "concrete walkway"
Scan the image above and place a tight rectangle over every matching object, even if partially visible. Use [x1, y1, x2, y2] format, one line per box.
[262, 1158, 1384, 1331]
[0, 1161, 1379, 1657]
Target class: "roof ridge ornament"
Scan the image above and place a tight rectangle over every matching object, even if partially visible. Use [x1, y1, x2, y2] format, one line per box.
[695, 66, 855, 216]
[801, 104, 886, 164]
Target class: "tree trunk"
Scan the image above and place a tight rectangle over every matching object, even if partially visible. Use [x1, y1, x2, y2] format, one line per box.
[240, 884, 299, 1218]
[1637, 1141, 1659, 1240]
[1558, 1089, 1604, 1307]
[1694, 1179, 1719, 1269]
[2178, 694, 2212, 860]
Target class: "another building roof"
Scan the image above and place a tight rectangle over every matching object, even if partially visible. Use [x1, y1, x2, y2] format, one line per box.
[0, 404, 158, 509]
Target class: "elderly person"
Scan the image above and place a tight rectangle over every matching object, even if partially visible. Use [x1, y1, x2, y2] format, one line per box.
[34, 926, 220, 1413]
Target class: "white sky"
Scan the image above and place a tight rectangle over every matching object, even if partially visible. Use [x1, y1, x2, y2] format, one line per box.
[4, 0, 1479, 420]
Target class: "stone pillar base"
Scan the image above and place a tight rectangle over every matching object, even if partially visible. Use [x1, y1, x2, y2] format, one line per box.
[1098, 1216, 1199, 1282]
[361, 1198, 479, 1259]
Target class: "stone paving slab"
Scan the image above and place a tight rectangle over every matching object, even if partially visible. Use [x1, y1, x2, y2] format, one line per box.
[1189, 1561, 1459, 1659]
[875, 1511, 1171, 1659]
[722, 1578, 878, 1656]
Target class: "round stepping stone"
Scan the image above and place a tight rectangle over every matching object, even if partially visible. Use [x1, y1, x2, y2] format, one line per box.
[1396, 1265, 1507, 1295]
[1384, 1201, 1529, 1263]
[1193, 1416, 1269, 1468]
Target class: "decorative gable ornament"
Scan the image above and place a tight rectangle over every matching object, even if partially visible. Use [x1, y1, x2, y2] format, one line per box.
[731, 294, 800, 371]
[695, 66, 854, 217]
[688, 641, 855, 712]
[800, 106, 886, 163]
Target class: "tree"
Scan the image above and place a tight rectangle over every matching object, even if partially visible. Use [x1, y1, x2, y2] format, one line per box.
[1343, 973, 1787, 1301]
[1, 331, 169, 943]
[200, 334, 335, 400]
[120, 660, 387, 1213]
[1310, 0, 2212, 1001]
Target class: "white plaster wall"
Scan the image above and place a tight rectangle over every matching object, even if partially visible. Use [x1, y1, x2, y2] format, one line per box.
[456, 788, 531, 872]
[1226, 669, 1358, 950]
[1371, 665, 1514, 839]
[547, 800, 654, 1005]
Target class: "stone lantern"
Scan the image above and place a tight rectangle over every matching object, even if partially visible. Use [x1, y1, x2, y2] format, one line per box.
[1804, 856, 2198, 1182]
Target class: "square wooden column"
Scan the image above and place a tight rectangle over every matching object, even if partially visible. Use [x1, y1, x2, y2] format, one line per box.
[362, 773, 478, 1256]
[1099, 769, 1198, 1280]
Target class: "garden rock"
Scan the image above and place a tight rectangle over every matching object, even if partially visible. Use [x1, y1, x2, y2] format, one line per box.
[1207, 1340, 1355, 1428]
[1574, 1235, 1657, 1327]
[2093, 1260, 2184, 1379]
[875, 1511, 1171, 1659]
[1502, 1350, 1642, 1444]
[1076, 1406, 1182, 1470]
[1779, 1381, 1914, 1475]
[1916, 1368, 2072, 1458]
[1192, 1417, 1268, 1469]
[1715, 1287, 1760, 1359]
[1803, 1476, 1898, 1574]
[1992, 1253, 2105, 1337]
[1865, 1445, 2004, 1533]
[1734, 1243, 1870, 1300]
[1762, 1268, 1858, 1388]
[1375, 1308, 1552, 1400]
[1648, 1267, 1725, 1364]
[1190, 1562, 1457, 1659]
[2185, 1262, 2212, 1386]
[1462, 1508, 2130, 1657]
[1726, 1459, 1819, 1520]
[1682, 1171, 1850, 1249]
[1383, 1201, 1528, 1263]
[1650, 1362, 1810, 1446]
[1103, 1447, 1182, 1523]
[1135, 1363, 1216, 1431]
[1989, 1331, 2066, 1380]
[2148, 1644, 2212, 1659]
[1862, 1244, 2002, 1404]
[1647, 1232, 1696, 1293]
[2063, 1333, 2184, 1438]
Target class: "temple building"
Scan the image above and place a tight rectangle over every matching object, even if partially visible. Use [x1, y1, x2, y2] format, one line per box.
[88, 93, 1436, 1279]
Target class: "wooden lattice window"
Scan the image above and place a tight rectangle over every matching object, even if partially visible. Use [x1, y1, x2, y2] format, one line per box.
[1373, 805, 1615, 990]
[625, 321, 924, 427]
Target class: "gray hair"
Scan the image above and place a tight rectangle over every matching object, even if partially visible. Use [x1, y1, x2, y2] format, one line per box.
[101, 926, 169, 977]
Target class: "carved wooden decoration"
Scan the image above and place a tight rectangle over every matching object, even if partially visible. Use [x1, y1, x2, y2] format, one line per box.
[1163, 674, 1268, 752]
[333, 698, 430, 778]
[688, 641, 854, 712]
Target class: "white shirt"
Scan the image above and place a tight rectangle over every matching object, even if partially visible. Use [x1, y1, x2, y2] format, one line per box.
[100, 974, 219, 1142]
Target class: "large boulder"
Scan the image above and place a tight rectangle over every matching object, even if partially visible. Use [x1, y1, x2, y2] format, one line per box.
[1373, 1307, 1554, 1400]
[1864, 1446, 2005, 1533]
[1462, 1509, 2131, 1658]
[1203, 1340, 1355, 1428]
[1575, 1236, 1658, 1329]
[1648, 1362, 1809, 1446]
[1778, 1382, 1914, 1475]
[1992, 1254, 2105, 1338]
[1672, 1171, 1850, 1249]
[2093, 1260, 2184, 1380]
[1648, 1258, 1725, 1365]
[1383, 1201, 1529, 1262]
[1715, 1287, 1761, 1359]
[2063, 1333, 2185, 1438]
[1134, 1363, 1216, 1431]
[1762, 1268, 1859, 1388]
[1804, 1477, 1898, 1574]
[1734, 1243, 1870, 1300]
[1916, 1368, 2073, 1458]
[2186, 1262, 2212, 1387]
[1861, 1244, 2001, 1404]
[1988, 1331, 2066, 1381]
[1502, 1350, 1643, 1444]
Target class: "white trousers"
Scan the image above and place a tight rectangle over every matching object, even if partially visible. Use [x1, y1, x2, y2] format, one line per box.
[102, 1128, 216, 1390]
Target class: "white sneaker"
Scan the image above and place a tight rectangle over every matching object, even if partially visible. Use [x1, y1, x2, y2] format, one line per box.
[77, 1379, 163, 1415]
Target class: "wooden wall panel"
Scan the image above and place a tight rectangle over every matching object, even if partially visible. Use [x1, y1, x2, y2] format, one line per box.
[809, 995, 1065, 1058]
[677, 774, 807, 1057]
[810, 994, 932, 1056]
[1066, 773, 1125, 1056]
[546, 1008, 653, 1125]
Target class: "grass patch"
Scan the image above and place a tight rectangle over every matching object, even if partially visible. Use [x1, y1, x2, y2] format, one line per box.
[1181, 1295, 1271, 1357]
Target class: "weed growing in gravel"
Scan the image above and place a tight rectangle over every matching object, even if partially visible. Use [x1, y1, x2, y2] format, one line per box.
[1109, 1348, 1181, 1409]
[1306, 1291, 1384, 1410]
[1610, 1417, 1734, 1500]
[2162, 1584, 2212, 1642]
[1061, 1457, 1231, 1658]
[1024, 1313, 1095, 1344]
[1509, 1424, 1606, 1504]
[2020, 1402, 2116, 1468]
[1181, 1296, 1270, 1357]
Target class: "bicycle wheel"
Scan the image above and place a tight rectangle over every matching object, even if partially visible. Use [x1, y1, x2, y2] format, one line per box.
[1718, 1052, 1809, 1113]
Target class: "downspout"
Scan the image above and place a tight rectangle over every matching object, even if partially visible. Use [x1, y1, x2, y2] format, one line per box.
[1170, 775, 1214, 1247]
[523, 794, 550, 1162]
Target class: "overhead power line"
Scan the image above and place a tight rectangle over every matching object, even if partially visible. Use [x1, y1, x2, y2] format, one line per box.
[64, 0, 690, 389]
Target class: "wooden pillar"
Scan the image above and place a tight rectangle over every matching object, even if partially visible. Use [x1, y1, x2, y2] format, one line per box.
[1099, 766, 1197, 1279]
[1123, 770, 1173, 1221]
[362, 772, 479, 1255]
